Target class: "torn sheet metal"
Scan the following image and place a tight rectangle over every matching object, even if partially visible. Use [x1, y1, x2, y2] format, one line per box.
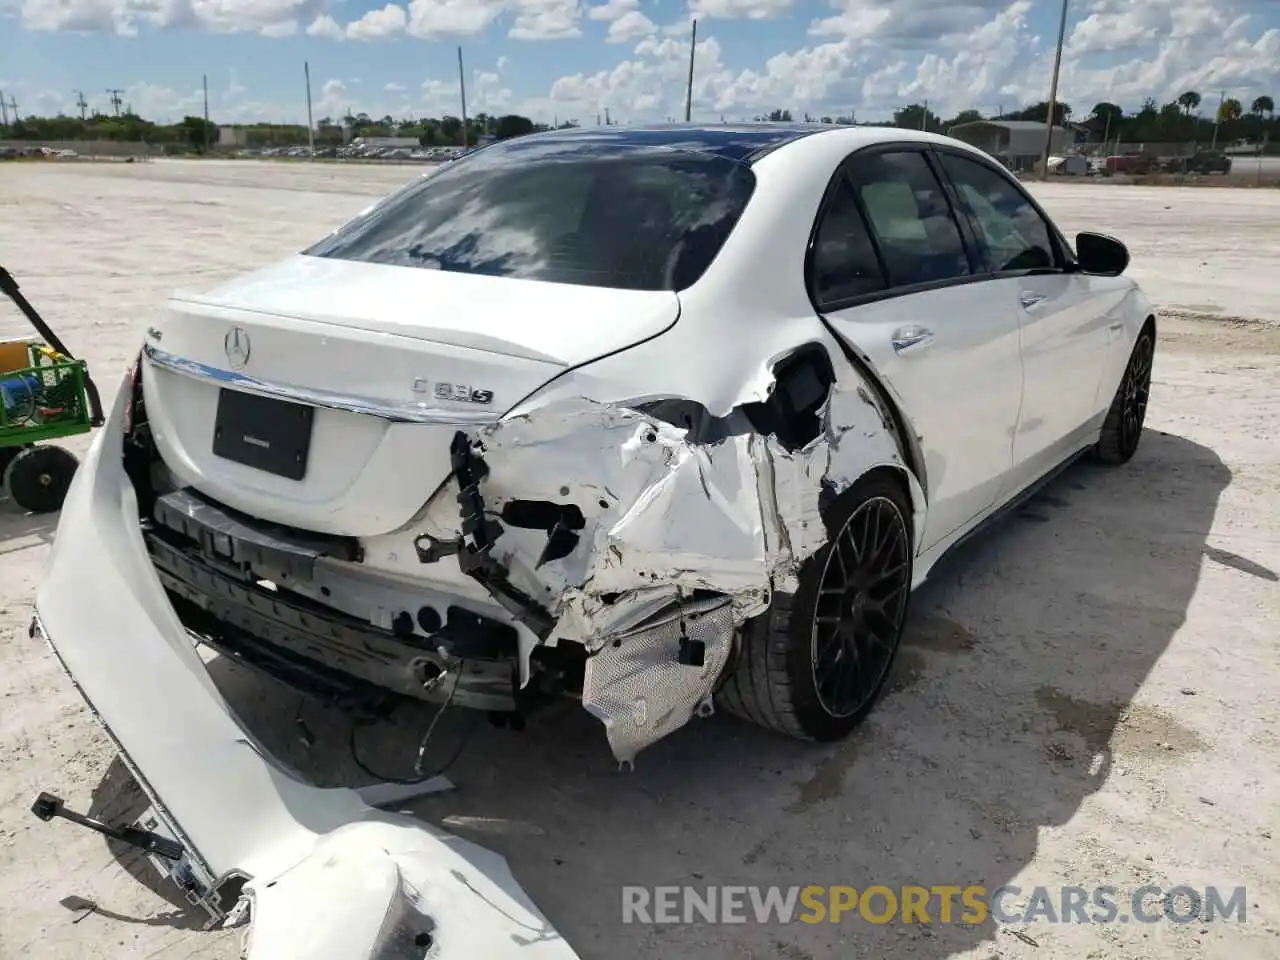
[34, 376, 581, 960]
[410, 381, 906, 648]
[401, 377, 908, 759]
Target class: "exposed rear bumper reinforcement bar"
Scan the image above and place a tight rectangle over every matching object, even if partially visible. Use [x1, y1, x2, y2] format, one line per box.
[145, 487, 522, 712]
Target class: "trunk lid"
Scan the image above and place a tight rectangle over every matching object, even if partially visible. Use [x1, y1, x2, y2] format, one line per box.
[142, 256, 679, 537]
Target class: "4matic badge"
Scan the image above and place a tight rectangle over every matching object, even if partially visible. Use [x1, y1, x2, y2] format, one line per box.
[412, 379, 494, 404]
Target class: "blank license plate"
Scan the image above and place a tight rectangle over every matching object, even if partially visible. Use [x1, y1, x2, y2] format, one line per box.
[211, 389, 314, 481]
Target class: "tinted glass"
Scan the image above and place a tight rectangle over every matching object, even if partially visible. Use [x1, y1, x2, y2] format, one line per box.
[849, 151, 971, 287]
[810, 178, 886, 305]
[304, 144, 756, 292]
[939, 152, 1057, 272]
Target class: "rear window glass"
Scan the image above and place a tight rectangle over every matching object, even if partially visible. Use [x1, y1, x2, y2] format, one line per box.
[304, 144, 756, 292]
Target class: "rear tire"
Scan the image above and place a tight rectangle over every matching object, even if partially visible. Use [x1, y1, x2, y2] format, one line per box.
[1094, 327, 1154, 465]
[5, 444, 79, 513]
[717, 472, 914, 742]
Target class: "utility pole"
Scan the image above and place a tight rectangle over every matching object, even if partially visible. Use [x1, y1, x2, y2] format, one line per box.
[1211, 89, 1225, 150]
[304, 61, 316, 158]
[202, 74, 211, 153]
[684, 18, 697, 122]
[457, 47, 469, 149]
[75, 91, 88, 120]
[0, 91, 7, 128]
[1040, 0, 1069, 180]
[921, 99, 929, 131]
[107, 88, 124, 117]
[6, 95, 17, 125]
[605, 107, 611, 126]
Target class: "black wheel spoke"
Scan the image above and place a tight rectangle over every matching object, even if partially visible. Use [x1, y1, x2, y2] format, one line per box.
[1117, 335, 1154, 455]
[809, 495, 912, 720]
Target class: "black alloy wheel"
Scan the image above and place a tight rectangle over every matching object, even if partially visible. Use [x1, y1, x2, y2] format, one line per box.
[1119, 332, 1154, 457]
[809, 494, 912, 720]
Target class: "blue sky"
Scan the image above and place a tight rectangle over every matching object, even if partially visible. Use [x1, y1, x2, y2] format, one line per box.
[2, 0, 1278, 125]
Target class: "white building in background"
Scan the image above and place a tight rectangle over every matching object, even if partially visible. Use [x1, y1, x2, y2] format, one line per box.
[218, 126, 247, 147]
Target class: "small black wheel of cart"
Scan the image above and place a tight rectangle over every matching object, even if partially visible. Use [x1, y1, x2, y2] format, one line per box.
[4, 445, 80, 513]
[0, 444, 33, 480]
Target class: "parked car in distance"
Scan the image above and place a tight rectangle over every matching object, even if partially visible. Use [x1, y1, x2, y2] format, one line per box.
[1162, 151, 1233, 174]
[1103, 153, 1158, 175]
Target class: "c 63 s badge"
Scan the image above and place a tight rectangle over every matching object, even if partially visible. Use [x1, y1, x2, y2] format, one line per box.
[413, 380, 494, 405]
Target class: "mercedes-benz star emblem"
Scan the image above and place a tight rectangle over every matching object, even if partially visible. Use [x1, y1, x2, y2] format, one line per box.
[224, 326, 251, 369]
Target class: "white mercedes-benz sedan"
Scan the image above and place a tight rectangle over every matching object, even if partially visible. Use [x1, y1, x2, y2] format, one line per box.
[32, 124, 1155, 947]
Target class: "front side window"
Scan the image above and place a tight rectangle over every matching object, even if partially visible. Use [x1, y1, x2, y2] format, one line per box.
[848, 150, 972, 288]
[304, 143, 756, 292]
[938, 152, 1058, 272]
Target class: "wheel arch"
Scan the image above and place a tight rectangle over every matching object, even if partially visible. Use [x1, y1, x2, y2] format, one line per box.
[832, 461, 928, 558]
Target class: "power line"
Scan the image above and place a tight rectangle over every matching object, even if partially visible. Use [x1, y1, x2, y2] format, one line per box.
[106, 88, 124, 117]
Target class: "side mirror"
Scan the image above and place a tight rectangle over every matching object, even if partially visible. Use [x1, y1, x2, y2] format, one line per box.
[1075, 232, 1129, 276]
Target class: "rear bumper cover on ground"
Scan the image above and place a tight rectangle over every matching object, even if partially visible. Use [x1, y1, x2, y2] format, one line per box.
[33, 378, 581, 960]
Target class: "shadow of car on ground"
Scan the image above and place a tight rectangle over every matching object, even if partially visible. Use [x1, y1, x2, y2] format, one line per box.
[86, 430, 1230, 959]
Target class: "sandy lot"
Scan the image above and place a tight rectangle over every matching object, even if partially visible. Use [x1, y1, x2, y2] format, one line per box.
[0, 160, 1277, 960]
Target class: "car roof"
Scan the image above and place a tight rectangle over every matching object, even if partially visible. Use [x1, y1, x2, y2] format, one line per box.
[493, 123, 830, 163]
[495, 123, 971, 164]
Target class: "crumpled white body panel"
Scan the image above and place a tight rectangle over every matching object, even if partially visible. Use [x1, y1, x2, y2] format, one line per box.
[34, 378, 581, 960]
[416, 384, 907, 646]
[405, 383, 911, 761]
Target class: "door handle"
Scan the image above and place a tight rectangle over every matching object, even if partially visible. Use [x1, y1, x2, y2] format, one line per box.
[1019, 291, 1047, 310]
[891, 325, 935, 354]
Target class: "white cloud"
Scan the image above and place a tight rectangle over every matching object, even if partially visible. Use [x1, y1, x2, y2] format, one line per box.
[305, 12, 343, 38]
[346, 2, 406, 39]
[19, 0, 323, 36]
[689, 0, 794, 21]
[508, 0, 583, 40]
[588, 0, 637, 20]
[406, 0, 505, 36]
[385, 81, 406, 92]
[9, 0, 1280, 129]
[607, 9, 656, 42]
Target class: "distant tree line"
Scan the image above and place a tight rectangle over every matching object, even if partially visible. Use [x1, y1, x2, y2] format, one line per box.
[764, 92, 1277, 151]
[2, 91, 1275, 152]
[0, 110, 554, 151]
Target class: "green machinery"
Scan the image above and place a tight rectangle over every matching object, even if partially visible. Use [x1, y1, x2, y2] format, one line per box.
[0, 266, 105, 513]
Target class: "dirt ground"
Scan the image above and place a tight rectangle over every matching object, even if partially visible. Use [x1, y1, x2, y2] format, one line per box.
[0, 161, 1277, 960]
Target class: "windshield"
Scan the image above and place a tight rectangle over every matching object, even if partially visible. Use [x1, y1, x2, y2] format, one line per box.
[304, 141, 756, 292]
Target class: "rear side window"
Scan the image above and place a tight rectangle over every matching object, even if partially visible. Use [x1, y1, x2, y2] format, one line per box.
[848, 151, 971, 287]
[304, 145, 755, 292]
[809, 178, 886, 306]
[938, 152, 1058, 272]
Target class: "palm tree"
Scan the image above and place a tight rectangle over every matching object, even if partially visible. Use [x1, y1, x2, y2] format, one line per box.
[1177, 90, 1201, 116]
[1251, 95, 1274, 119]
